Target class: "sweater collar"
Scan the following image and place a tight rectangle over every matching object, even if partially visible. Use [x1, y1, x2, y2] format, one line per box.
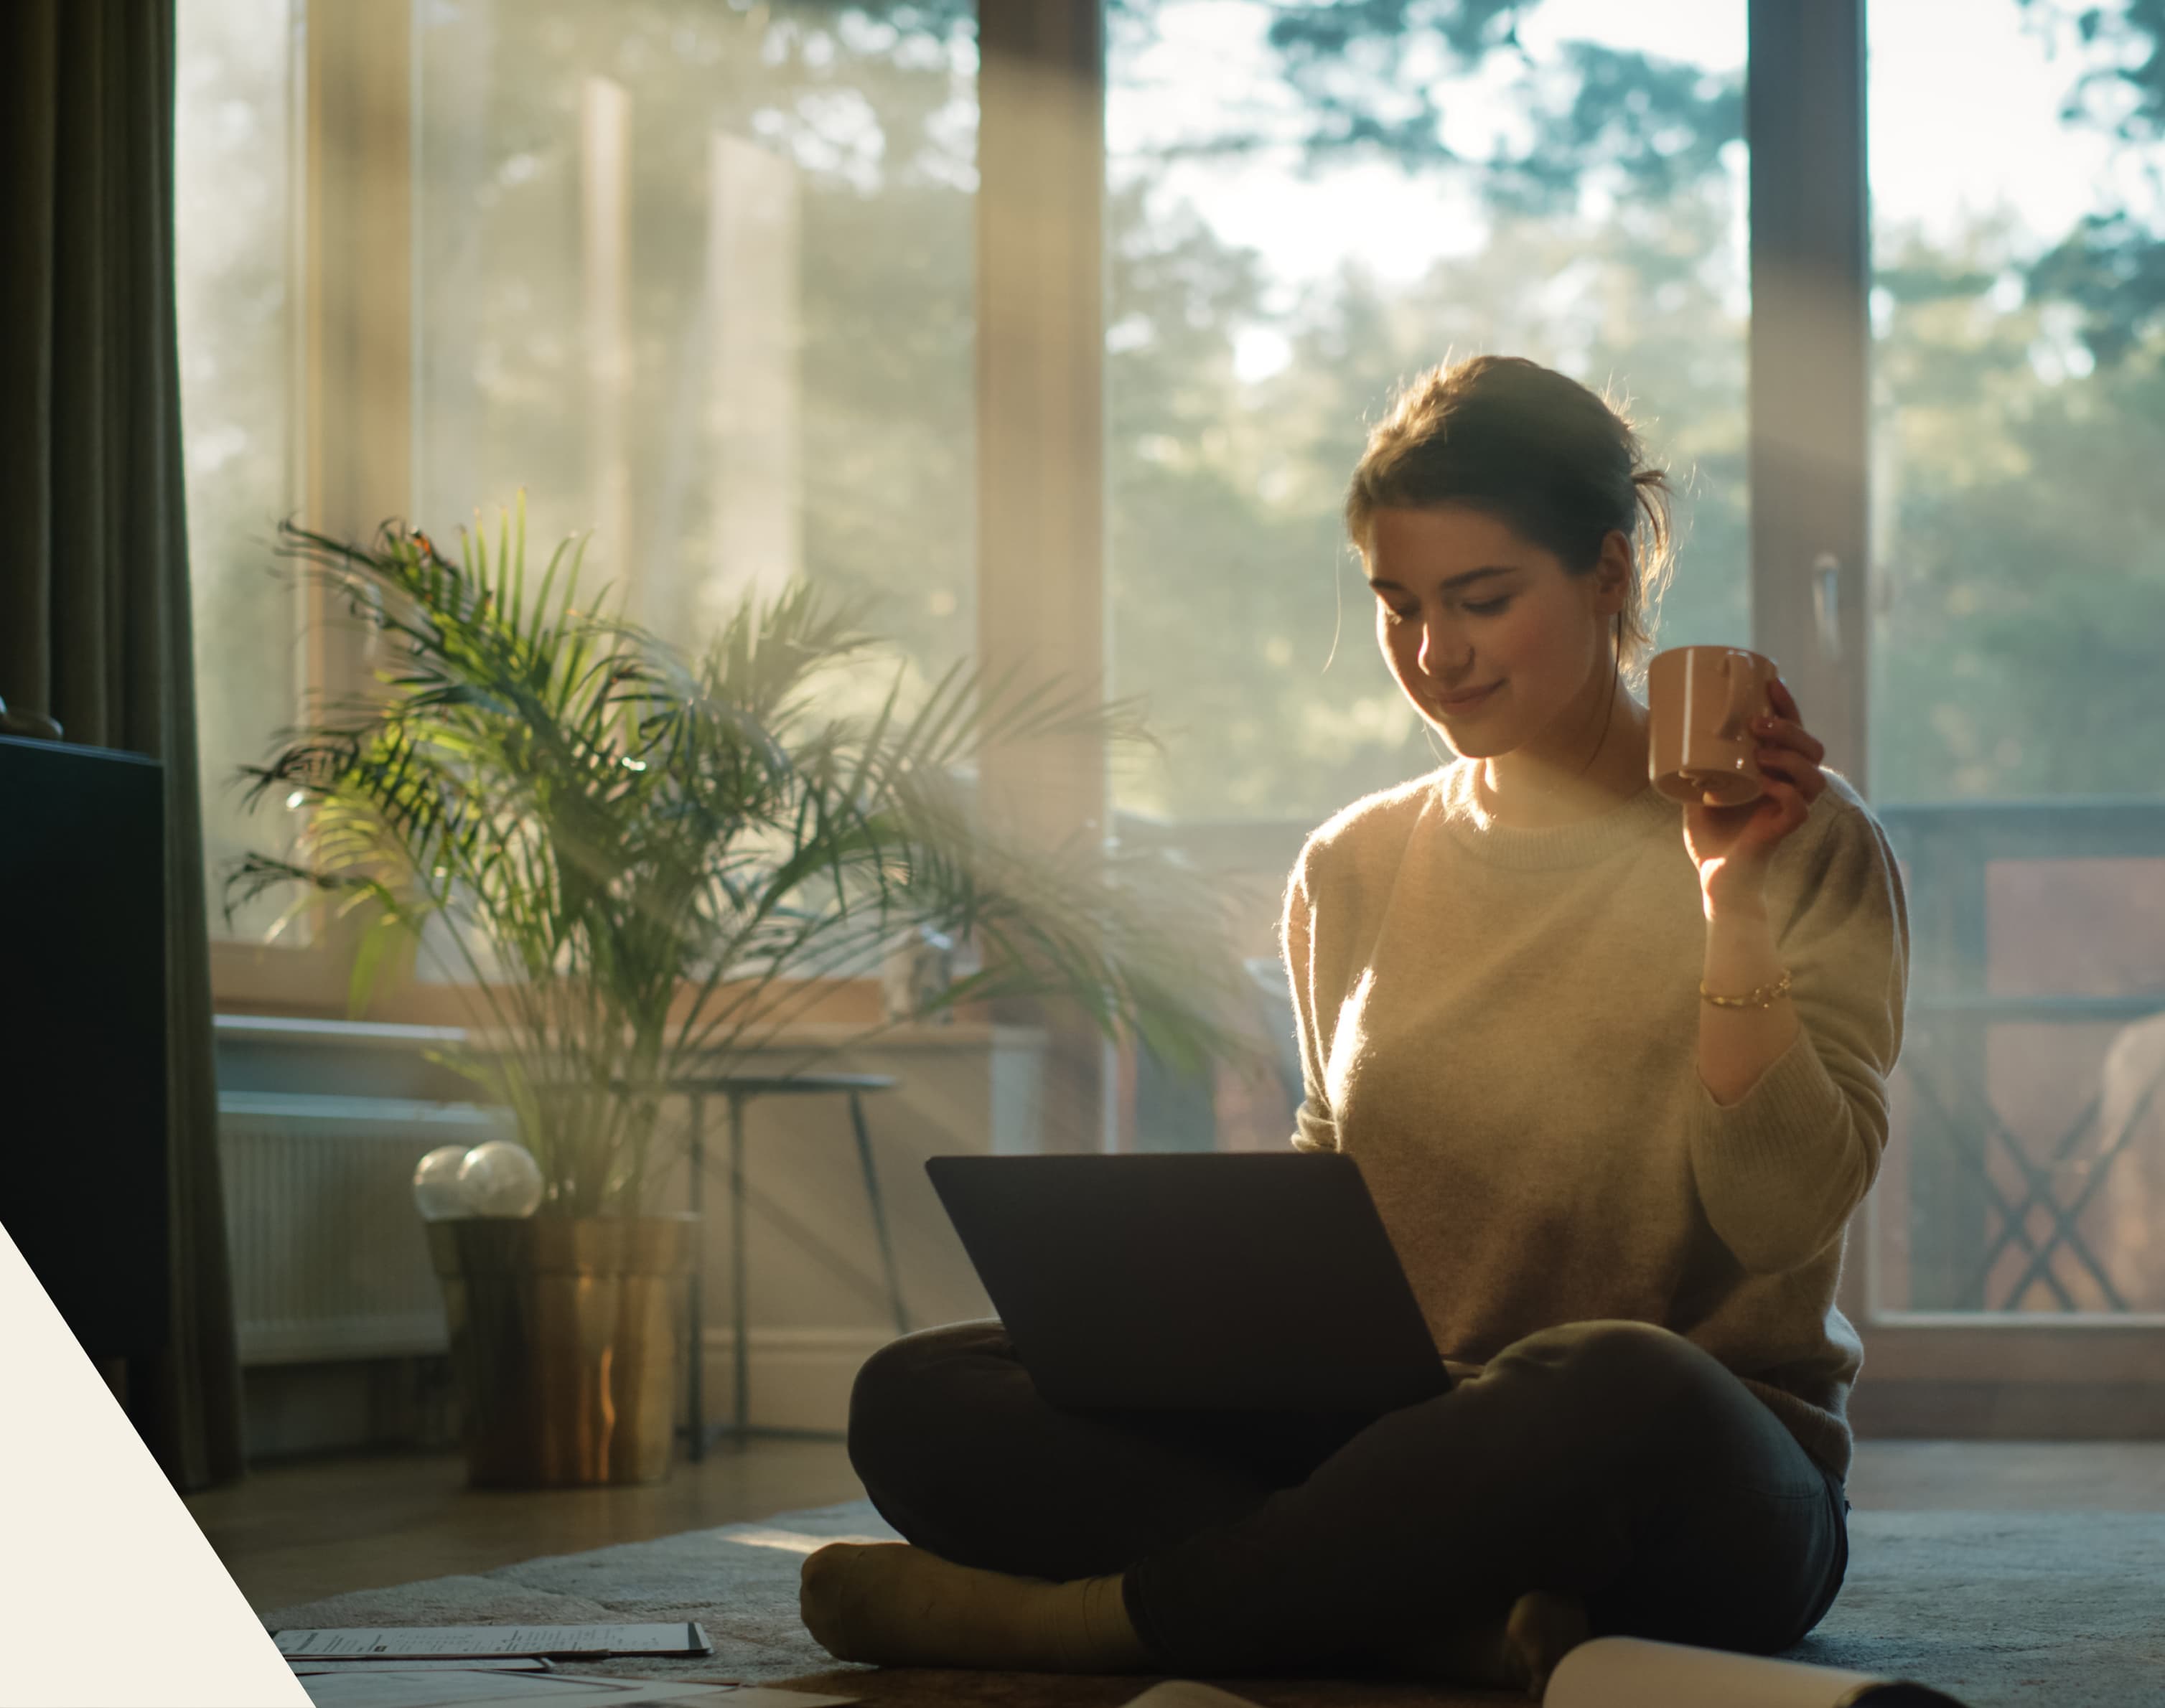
[1435, 757, 1680, 869]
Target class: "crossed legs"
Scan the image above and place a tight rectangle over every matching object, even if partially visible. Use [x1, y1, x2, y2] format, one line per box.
[803, 1316, 1847, 1685]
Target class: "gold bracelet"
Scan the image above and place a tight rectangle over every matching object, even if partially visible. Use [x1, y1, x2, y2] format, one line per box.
[1700, 968, 1793, 1009]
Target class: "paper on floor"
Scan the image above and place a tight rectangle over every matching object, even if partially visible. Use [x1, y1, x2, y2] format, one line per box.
[1545, 1636, 1972, 1707]
[295, 1668, 851, 1708]
[1110, 1641, 1978, 1708]
[275, 1625, 713, 1661]
[289, 1661, 553, 1676]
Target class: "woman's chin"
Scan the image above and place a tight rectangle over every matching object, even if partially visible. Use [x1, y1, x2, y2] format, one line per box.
[1426, 720, 1507, 756]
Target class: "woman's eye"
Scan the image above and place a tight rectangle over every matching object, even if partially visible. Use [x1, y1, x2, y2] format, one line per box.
[1464, 598, 1512, 616]
[1381, 604, 1416, 624]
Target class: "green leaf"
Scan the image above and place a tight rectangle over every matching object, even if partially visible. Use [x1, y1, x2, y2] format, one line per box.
[236, 511, 1251, 1215]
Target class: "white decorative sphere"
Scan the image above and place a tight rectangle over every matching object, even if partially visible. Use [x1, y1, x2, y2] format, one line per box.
[412, 1145, 473, 1221]
[458, 1139, 545, 1218]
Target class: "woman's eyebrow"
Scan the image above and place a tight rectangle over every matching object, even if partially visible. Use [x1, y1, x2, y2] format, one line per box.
[1367, 566, 1520, 593]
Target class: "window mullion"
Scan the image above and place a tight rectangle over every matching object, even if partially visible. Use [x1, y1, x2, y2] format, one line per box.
[1745, 0, 1870, 797]
[291, 0, 414, 974]
[975, 1, 1111, 1151]
[1747, 0, 1873, 1332]
[300, 0, 412, 702]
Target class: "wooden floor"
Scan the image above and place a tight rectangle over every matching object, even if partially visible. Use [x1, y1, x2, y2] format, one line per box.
[188, 1437, 2165, 1613]
[188, 1437, 868, 1611]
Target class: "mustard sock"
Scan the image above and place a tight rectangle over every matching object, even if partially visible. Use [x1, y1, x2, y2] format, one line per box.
[799, 1540, 1157, 1674]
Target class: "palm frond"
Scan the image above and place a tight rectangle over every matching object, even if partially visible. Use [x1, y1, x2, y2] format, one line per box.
[231, 510, 1254, 1215]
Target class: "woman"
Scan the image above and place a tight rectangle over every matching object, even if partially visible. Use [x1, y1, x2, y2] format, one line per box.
[798, 355, 1909, 1694]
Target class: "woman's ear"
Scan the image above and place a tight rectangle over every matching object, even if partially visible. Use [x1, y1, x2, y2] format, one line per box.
[1591, 530, 1634, 615]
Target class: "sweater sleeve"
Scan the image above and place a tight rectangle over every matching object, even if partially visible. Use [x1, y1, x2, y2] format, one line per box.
[1685, 793, 1911, 1275]
[1281, 853, 1342, 1153]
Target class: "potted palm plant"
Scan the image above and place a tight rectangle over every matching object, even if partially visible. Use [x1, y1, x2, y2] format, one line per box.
[232, 507, 1242, 1487]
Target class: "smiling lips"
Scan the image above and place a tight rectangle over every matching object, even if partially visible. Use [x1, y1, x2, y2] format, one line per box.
[1434, 682, 1501, 712]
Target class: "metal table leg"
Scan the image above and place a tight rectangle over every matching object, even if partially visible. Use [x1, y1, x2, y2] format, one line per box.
[686, 1089, 706, 1462]
[730, 1088, 750, 1447]
[848, 1092, 910, 1334]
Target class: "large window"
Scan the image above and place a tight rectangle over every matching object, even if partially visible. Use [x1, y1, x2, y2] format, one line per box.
[1105, 0, 1751, 825]
[172, 0, 2165, 1418]
[176, 0, 976, 949]
[175, 0, 300, 939]
[1866, 0, 2165, 1323]
[1869, 0, 2165, 807]
[412, 1, 976, 691]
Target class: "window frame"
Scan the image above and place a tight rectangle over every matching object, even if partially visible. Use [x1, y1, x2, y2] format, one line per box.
[205, 0, 2165, 1427]
[1752, 0, 2165, 1428]
[207, 0, 1104, 1062]
[205, 0, 409, 1014]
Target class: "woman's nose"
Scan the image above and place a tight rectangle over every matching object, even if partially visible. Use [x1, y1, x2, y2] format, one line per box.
[1418, 620, 1468, 679]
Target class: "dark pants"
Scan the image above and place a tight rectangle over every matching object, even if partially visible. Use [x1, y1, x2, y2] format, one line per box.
[846, 1316, 1850, 1676]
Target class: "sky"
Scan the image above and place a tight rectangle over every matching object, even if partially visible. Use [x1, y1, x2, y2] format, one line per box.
[1107, 0, 2146, 375]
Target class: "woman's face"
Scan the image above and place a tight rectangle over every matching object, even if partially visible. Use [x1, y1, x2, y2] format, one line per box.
[1365, 504, 1626, 759]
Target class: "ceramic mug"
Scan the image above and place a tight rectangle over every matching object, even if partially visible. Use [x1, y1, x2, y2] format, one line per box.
[1646, 644, 1782, 807]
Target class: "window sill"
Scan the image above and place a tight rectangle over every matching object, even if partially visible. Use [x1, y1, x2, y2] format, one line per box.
[209, 939, 986, 1033]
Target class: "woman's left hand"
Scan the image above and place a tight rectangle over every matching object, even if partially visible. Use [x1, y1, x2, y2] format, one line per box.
[1683, 677, 1828, 909]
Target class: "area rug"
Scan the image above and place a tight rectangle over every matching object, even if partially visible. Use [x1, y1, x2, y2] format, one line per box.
[260, 1501, 2165, 1707]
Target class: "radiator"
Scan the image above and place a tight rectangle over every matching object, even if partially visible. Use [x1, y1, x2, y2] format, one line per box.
[218, 1092, 513, 1365]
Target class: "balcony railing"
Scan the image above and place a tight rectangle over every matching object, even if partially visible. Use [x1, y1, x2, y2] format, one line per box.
[1876, 798, 2165, 1315]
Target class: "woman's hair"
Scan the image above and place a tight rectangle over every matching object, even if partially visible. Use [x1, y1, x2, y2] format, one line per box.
[1343, 354, 1675, 685]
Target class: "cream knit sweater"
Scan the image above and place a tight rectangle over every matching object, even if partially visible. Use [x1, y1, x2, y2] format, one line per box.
[1283, 757, 1909, 1482]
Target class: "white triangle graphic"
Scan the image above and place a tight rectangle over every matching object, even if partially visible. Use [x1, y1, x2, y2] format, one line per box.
[0, 1219, 308, 1706]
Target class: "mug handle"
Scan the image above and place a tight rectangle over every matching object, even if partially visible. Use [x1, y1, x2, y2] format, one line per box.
[1714, 654, 1761, 741]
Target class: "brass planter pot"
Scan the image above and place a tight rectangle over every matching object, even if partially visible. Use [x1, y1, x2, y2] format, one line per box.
[426, 1214, 698, 1488]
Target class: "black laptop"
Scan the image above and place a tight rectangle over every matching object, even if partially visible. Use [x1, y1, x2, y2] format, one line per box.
[925, 1151, 1451, 1414]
